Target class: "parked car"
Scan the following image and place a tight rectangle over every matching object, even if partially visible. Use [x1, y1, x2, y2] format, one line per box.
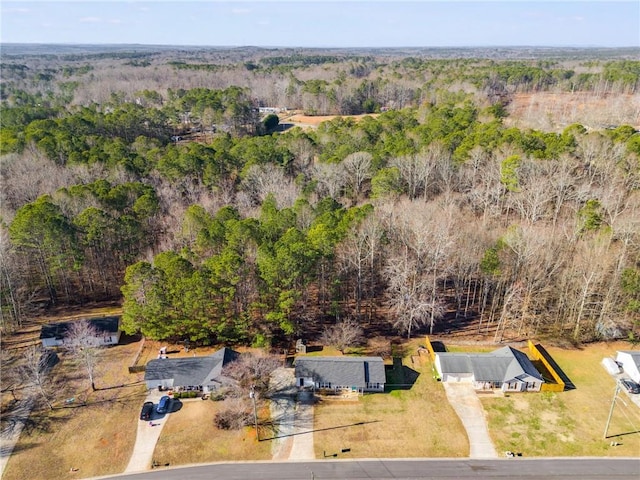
[619, 378, 640, 394]
[156, 395, 171, 414]
[140, 401, 154, 420]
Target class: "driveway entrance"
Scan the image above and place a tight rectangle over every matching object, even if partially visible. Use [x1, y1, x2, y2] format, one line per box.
[443, 383, 498, 458]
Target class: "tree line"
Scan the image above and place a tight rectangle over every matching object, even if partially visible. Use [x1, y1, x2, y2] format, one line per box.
[1, 51, 638, 347]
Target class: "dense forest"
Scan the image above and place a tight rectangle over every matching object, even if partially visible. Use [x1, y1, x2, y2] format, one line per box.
[1, 46, 639, 347]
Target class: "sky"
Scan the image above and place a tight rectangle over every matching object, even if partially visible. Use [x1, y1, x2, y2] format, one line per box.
[1, 1, 639, 48]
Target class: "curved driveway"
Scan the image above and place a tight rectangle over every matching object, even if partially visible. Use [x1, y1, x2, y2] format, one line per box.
[443, 383, 498, 458]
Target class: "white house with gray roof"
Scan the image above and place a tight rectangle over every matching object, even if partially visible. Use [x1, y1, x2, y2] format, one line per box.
[435, 346, 544, 392]
[144, 347, 239, 393]
[295, 356, 386, 393]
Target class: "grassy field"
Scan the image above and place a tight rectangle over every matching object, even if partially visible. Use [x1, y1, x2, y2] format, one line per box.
[313, 342, 469, 459]
[2, 338, 146, 480]
[153, 400, 273, 465]
[481, 341, 640, 457]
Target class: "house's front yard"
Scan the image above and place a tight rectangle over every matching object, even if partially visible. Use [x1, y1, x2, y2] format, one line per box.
[152, 399, 272, 465]
[312, 346, 469, 459]
[481, 341, 640, 457]
[2, 338, 146, 480]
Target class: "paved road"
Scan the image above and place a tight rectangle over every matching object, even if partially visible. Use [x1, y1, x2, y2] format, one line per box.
[90, 458, 640, 480]
[442, 383, 497, 458]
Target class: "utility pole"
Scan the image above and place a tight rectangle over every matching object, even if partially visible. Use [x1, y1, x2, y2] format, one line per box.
[603, 382, 620, 439]
[250, 385, 259, 440]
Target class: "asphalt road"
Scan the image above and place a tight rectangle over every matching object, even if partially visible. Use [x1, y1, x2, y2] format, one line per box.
[94, 458, 640, 480]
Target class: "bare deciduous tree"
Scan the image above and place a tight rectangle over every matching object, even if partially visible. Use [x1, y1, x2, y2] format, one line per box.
[320, 318, 364, 353]
[223, 352, 281, 394]
[66, 320, 101, 391]
[20, 346, 57, 410]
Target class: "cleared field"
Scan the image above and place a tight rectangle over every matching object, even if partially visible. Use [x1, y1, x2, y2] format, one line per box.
[313, 345, 469, 459]
[481, 342, 640, 457]
[152, 400, 272, 464]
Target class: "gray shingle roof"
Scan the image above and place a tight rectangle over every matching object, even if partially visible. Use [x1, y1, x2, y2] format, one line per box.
[40, 316, 120, 340]
[144, 347, 239, 387]
[437, 347, 543, 383]
[294, 356, 386, 387]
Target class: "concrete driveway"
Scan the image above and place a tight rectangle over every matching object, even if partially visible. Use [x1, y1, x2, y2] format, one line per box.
[269, 368, 315, 460]
[442, 383, 498, 458]
[124, 390, 172, 472]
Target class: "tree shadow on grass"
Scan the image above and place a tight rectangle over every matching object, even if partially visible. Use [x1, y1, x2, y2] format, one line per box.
[259, 420, 381, 442]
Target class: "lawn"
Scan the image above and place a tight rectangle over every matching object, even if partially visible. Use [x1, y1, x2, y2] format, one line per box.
[481, 341, 640, 457]
[312, 341, 469, 459]
[2, 338, 146, 480]
[152, 399, 273, 465]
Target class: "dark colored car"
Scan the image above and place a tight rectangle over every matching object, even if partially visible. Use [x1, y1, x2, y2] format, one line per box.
[156, 395, 171, 414]
[140, 401, 154, 420]
[619, 378, 640, 394]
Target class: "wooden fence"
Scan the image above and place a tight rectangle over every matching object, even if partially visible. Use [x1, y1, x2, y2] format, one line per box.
[528, 340, 565, 392]
[424, 336, 437, 362]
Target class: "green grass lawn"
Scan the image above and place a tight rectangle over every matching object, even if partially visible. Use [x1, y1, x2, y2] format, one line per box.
[481, 341, 640, 457]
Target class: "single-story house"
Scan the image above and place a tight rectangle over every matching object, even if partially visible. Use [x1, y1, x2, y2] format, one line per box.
[144, 347, 239, 393]
[435, 346, 544, 392]
[295, 356, 386, 393]
[616, 351, 640, 384]
[40, 316, 121, 348]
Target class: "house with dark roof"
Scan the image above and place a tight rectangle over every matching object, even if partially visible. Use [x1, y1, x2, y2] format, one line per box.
[435, 346, 544, 392]
[40, 316, 121, 348]
[295, 356, 386, 393]
[144, 347, 239, 394]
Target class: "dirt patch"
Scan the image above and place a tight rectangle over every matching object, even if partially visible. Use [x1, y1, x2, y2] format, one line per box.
[282, 112, 380, 128]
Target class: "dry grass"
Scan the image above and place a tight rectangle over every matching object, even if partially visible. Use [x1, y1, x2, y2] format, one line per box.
[481, 341, 640, 457]
[2, 339, 146, 480]
[312, 340, 469, 459]
[152, 400, 272, 465]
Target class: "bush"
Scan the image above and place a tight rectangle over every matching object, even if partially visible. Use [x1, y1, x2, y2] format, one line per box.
[173, 391, 198, 399]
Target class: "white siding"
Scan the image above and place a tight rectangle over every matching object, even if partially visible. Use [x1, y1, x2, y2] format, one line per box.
[616, 352, 640, 383]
